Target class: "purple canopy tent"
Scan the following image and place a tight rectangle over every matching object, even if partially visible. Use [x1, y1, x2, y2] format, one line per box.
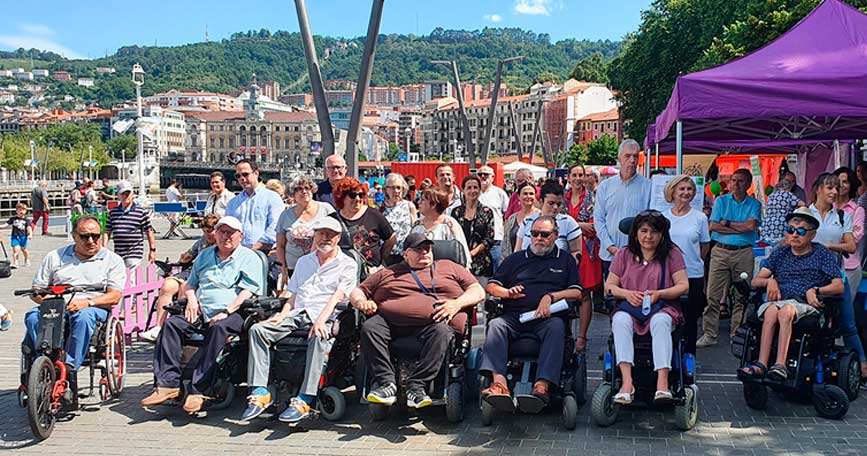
[653, 0, 867, 173]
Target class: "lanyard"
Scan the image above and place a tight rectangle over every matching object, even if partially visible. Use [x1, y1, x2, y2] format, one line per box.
[410, 264, 437, 299]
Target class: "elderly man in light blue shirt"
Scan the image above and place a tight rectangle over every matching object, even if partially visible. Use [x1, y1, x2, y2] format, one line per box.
[594, 139, 652, 276]
[142, 215, 265, 414]
[225, 159, 284, 251]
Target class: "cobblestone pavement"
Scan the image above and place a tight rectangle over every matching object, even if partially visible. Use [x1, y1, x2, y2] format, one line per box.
[1, 221, 866, 455]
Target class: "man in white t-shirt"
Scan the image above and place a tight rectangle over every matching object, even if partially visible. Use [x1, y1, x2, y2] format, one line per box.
[515, 182, 582, 262]
[477, 165, 509, 272]
[166, 180, 183, 203]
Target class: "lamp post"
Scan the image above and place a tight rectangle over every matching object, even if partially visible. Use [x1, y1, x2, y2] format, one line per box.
[29, 139, 35, 182]
[131, 63, 146, 197]
[431, 60, 474, 169]
[88, 144, 93, 180]
[480, 56, 523, 166]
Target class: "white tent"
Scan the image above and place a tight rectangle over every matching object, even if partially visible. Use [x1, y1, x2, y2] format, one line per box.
[502, 161, 548, 179]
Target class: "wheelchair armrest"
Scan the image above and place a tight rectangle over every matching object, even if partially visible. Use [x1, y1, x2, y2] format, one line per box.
[484, 297, 504, 319]
[240, 296, 287, 320]
[164, 298, 188, 316]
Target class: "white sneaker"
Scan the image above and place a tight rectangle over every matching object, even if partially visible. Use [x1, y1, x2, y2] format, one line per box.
[140, 326, 161, 343]
[24, 260, 30, 267]
[696, 335, 717, 347]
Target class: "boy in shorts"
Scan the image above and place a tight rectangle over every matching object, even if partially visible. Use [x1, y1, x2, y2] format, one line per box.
[5, 202, 32, 267]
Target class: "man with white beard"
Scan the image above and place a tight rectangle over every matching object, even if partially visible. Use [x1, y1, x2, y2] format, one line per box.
[479, 216, 583, 413]
[240, 217, 358, 424]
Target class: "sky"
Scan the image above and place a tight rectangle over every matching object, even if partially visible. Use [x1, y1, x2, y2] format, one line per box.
[2, 0, 652, 60]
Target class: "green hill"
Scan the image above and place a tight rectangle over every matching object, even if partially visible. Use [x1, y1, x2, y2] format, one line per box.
[1, 27, 620, 108]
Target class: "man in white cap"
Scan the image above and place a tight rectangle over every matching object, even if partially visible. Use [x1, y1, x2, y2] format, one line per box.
[477, 165, 509, 270]
[105, 180, 156, 268]
[241, 217, 358, 423]
[141, 215, 265, 414]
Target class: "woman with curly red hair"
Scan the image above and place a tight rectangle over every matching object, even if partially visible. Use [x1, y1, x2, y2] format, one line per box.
[330, 177, 395, 269]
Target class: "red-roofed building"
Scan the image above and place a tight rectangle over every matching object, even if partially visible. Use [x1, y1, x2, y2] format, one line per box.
[143, 89, 242, 112]
[576, 108, 621, 145]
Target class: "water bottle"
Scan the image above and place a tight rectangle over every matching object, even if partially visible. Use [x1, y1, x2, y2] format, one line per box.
[642, 291, 651, 316]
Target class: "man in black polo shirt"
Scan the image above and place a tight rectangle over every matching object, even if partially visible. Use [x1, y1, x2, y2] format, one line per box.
[105, 181, 156, 268]
[480, 215, 582, 412]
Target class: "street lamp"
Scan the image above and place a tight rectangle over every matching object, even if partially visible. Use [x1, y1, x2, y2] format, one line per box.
[480, 56, 524, 166]
[29, 139, 35, 182]
[431, 60, 475, 169]
[131, 63, 146, 198]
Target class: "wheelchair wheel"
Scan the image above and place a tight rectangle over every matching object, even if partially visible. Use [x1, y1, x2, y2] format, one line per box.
[574, 353, 588, 406]
[674, 385, 699, 430]
[207, 379, 236, 411]
[446, 382, 464, 423]
[743, 382, 768, 410]
[813, 384, 849, 420]
[480, 399, 495, 426]
[105, 318, 126, 399]
[318, 386, 347, 421]
[369, 403, 388, 421]
[561, 394, 578, 430]
[835, 351, 861, 402]
[590, 382, 619, 427]
[27, 356, 57, 441]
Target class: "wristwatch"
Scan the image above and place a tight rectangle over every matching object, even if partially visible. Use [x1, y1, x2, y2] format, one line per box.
[813, 286, 821, 296]
[547, 293, 557, 302]
[150, 247, 157, 252]
[724, 220, 732, 228]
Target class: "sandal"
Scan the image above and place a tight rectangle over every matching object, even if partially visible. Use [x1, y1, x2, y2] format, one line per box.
[613, 389, 634, 405]
[767, 364, 788, 381]
[738, 362, 767, 379]
[654, 390, 674, 403]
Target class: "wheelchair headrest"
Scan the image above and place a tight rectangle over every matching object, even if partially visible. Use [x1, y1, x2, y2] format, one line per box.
[432, 239, 467, 266]
[254, 250, 269, 295]
[618, 217, 635, 235]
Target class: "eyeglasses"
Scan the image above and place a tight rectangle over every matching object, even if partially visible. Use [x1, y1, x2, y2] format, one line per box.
[385, 185, 401, 190]
[326, 165, 346, 171]
[76, 232, 101, 242]
[346, 192, 365, 199]
[530, 230, 554, 239]
[786, 226, 816, 236]
[235, 171, 252, 179]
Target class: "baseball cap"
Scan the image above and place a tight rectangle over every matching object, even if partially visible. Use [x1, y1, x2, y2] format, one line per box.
[310, 217, 342, 233]
[404, 232, 434, 250]
[116, 181, 133, 194]
[215, 216, 243, 232]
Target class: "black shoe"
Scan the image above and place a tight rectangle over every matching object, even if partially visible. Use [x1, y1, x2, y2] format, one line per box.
[406, 388, 432, 409]
[366, 382, 397, 406]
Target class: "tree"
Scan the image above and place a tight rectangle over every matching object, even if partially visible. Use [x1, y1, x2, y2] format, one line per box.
[569, 52, 608, 83]
[386, 143, 400, 161]
[106, 134, 137, 159]
[567, 135, 619, 165]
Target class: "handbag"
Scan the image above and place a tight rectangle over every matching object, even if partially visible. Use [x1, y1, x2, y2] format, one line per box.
[616, 256, 666, 324]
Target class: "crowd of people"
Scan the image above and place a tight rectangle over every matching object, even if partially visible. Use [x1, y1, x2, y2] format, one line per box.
[15, 136, 867, 423]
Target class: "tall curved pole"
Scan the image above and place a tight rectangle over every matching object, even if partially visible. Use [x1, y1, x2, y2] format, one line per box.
[294, 0, 334, 160]
[479, 56, 523, 167]
[346, 0, 385, 178]
[432, 60, 474, 169]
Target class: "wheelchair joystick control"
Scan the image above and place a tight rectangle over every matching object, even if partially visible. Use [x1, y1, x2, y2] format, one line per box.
[739, 272, 749, 280]
[641, 292, 651, 316]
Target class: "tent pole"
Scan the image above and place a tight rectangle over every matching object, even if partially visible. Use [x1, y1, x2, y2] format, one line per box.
[655, 144, 659, 171]
[676, 120, 683, 174]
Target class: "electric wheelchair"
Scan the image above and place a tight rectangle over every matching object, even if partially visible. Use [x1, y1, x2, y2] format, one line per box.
[591, 295, 698, 430]
[16, 285, 126, 440]
[732, 278, 861, 419]
[474, 296, 587, 430]
[358, 239, 474, 423]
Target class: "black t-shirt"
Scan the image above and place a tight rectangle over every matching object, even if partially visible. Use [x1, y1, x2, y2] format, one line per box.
[490, 248, 582, 314]
[315, 180, 334, 205]
[7, 216, 29, 237]
[330, 208, 394, 267]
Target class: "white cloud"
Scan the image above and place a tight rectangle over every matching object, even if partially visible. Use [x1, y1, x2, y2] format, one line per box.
[0, 23, 85, 60]
[483, 14, 504, 23]
[514, 0, 552, 16]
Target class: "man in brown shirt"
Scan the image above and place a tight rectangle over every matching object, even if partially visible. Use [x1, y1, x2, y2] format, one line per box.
[350, 232, 485, 409]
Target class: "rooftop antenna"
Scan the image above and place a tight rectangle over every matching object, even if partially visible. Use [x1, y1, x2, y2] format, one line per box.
[205, 23, 210, 43]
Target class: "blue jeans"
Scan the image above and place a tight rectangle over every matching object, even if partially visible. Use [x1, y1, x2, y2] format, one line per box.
[841, 276, 866, 363]
[491, 241, 503, 275]
[24, 305, 109, 370]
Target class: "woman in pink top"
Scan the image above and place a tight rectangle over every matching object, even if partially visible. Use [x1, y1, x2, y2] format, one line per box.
[604, 210, 689, 405]
[835, 167, 865, 291]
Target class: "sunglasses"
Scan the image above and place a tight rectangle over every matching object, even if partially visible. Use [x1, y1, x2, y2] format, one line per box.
[477, 173, 492, 177]
[786, 226, 816, 236]
[346, 192, 366, 199]
[235, 171, 253, 179]
[530, 230, 554, 239]
[638, 209, 664, 217]
[76, 232, 101, 242]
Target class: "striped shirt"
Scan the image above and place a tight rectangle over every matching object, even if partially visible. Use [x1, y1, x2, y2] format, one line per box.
[107, 203, 152, 260]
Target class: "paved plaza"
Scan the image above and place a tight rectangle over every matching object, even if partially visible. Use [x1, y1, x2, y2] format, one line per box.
[1, 220, 867, 455]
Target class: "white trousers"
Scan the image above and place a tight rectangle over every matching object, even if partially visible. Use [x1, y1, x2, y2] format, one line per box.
[612, 311, 673, 371]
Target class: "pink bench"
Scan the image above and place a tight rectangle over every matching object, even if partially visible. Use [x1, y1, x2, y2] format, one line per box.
[112, 263, 164, 343]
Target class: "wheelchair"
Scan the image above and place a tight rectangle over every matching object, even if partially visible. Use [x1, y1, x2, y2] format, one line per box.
[591, 296, 698, 431]
[358, 239, 474, 423]
[474, 297, 587, 430]
[731, 280, 861, 420]
[245, 243, 366, 422]
[16, 285, 126, 441]
[156, 249, 271, 412]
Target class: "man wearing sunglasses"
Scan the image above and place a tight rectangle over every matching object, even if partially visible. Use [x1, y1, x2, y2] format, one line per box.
[481, 216, 583, 412]
[745, 208, 843, 381]
[24, 216, 127, 406]
[224, 159, 284, 252]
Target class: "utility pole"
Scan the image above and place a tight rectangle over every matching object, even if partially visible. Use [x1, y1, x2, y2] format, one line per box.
[29, 139, 35, 182]
[132, 64, 146, 197]
[431, 60, 474, 169]
[479, 56, 523, 166]
[294, 0, 334, 160]
[345, 0, 385, 178]
[88, 145, 93, 180]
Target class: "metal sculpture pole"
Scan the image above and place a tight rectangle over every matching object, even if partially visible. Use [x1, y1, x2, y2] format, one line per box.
[507, 102, 523, 162]
[431, 60, 474, 169]
[345, 0, 385, 178]
[479, 56, 523, 166]
[528, 98, 545, 163]
[294, 0, 334, 160]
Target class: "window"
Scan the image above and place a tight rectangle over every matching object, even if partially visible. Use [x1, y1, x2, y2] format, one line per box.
[210, 138, 215, 148]
[229, 137, 235, 148]
[219, 138, 224, 148]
